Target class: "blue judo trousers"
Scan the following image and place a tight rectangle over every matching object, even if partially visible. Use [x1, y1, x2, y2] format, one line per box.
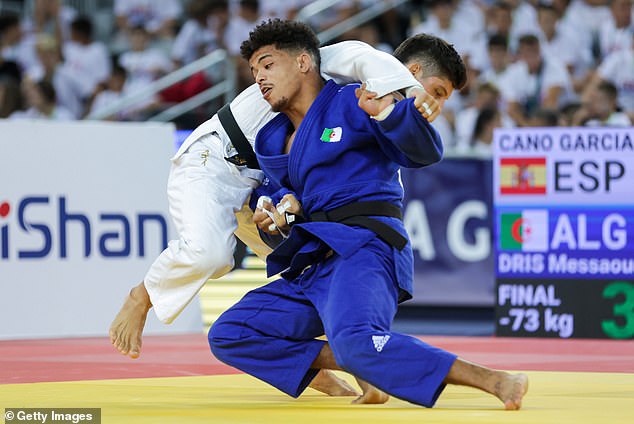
[209, 81, 457, 407]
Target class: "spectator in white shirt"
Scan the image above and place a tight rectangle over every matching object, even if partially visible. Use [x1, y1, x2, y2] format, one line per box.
[258, 0, 307, 20]
[500, 34, 573, 126]
[487, 1, 514, 42]
[598, 0, 634, 59]
[114, 0, 182, 41]
[119, 25, 173, 91]
[10, 79, 74, 120]
[28, 34, 84, 118]
[593, 32, 634, 119]
[468, 106, 501, 157]
[504, 0, 538, 42]
[455, 82, 511, 151]
[89, 64, 158, 121]
[561, 0, 612, 62]
[468, 1, 516, 67]
[89, 64, 124, 120]
[574, 79, 632, 125]
[225, 0, 260, 56]
[477, 33, 512, 89]
[63, 16, 111, 100]
[22, 0, 77, 42]
[410, 0, 476, 58]
[1, 13, 38, 75]
[225, 0, 261, 90]
[171, 0, 229, 68]
[414, 0, 484, 39]
[535, 2, 593, 93]
[454, 0, 486, 36]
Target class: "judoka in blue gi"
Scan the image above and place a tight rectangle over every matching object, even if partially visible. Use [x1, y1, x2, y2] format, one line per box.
[209, 19, 529, 410]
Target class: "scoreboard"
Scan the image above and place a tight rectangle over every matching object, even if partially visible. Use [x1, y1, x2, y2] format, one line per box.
[493, 127, 634, 339]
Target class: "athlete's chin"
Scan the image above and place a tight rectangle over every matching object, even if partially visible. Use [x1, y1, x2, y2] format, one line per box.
[270, 97, 288, 113]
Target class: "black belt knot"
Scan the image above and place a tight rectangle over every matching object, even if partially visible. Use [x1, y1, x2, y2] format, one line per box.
[308, 201, 407, 250]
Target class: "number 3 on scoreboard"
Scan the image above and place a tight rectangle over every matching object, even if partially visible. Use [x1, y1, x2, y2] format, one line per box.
[602, 281, 634, 339]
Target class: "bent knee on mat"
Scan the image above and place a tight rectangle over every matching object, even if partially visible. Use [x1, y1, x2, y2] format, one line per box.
[208, 318, 241, 359]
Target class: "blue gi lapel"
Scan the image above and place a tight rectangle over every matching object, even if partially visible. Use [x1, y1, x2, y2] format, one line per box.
[287, 81, 341, 193]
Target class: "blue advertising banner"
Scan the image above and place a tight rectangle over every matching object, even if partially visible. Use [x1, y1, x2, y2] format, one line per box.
[401, 158, 494, 306]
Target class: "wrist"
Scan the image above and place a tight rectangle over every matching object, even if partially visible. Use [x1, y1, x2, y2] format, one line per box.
[371, 103, 395, 121]
[405, 84, 424, 98]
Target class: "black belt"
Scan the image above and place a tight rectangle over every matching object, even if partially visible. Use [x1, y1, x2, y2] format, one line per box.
[308, 201, 407, 250]
[218, 103, 260, 169]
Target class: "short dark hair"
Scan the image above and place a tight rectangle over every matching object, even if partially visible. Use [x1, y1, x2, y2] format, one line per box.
[209, 0, 229, 13]
[488, 33, 508, 50]
[112, 63, 128, 79]
[536, 1, 558, 14]
[478, 81, 500, 97]
[558, 101, 581, 125]
[0, 13, 20, 36]
[473, 106, 499, 142]
[71, 16, 93, 39]
[430, 0, 454, 7]
[240, 18, 320, 68]
[393, 33, 467, 90]
[37, 80, 57, 104]
[187, 0, 222, 20]
[240, 0, 259, 11]
[492, 1, 513, 12]
[597, 80, 618, 101]
[531, 108, 559, 127]
[0, 77, 22, 117]
[518, 34, 540, 47]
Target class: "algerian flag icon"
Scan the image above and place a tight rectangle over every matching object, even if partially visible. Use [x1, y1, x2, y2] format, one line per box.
[500, 210, 549, 252]
[320, 127, 342, 142]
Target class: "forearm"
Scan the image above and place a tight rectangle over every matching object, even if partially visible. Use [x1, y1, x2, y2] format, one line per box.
[374, 99, 443, 166]
[320, 40, 419, 97]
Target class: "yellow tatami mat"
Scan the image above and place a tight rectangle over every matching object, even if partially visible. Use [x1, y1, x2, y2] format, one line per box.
[2, 371, 633, 424]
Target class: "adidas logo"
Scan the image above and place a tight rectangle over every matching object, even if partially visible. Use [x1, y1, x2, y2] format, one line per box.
[372, 335, 391, 352]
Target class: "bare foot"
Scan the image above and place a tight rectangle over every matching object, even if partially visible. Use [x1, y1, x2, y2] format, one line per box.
[109, 282, 151, 359]
[496, 373, 529, 410]
[444, 358, 528, 410]
[352, 378, 389, 404]
[309, 370, 360, 396]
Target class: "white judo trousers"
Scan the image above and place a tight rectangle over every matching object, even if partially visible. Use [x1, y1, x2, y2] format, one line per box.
[142, 40, 422, 324]
[144, 131, 271, 323]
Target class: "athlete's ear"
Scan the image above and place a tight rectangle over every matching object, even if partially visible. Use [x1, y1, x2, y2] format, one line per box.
[408, 63, 421, 77]
[297, 52, 313, 73]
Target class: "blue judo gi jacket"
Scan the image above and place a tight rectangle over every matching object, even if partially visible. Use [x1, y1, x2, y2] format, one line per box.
[254, 80, 443, 299]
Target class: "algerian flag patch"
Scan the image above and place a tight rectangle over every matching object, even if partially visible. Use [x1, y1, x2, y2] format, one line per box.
[320, 127, 342, 142]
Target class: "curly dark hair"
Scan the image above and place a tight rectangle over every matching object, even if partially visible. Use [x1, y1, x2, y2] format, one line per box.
[394, 33, 467, 91]
[240, 18, 321, 68]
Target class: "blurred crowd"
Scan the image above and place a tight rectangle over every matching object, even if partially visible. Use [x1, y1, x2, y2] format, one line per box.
[1, 0, 633, 152]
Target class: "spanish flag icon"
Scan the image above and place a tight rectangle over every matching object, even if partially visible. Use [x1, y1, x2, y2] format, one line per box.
[500, 157, 546, 195]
